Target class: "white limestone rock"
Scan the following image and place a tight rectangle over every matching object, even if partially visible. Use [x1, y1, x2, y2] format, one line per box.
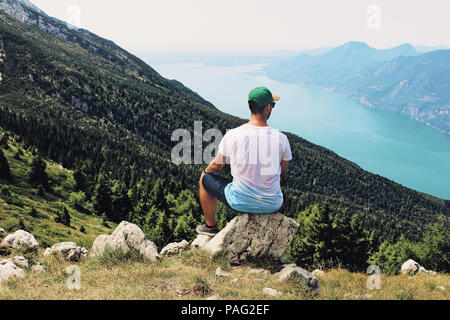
[160, 240, 189, 257]
[401, 259, 436, 276]
[0, 230, 40, 263]
[44, 242, 88, 262]
[0, 260, 25, 285]
[90, 221, 159, 261]
[262, 287, 282, 297]
[191, 213, 299, 265]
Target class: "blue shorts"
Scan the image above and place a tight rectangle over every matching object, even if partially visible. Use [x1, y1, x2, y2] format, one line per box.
[201, 173, 232, 207]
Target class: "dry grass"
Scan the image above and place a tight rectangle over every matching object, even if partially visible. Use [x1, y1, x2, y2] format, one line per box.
[0, 248, 448, 300]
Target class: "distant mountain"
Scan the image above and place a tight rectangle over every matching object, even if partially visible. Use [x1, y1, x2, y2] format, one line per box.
[264, 42, 450, 135]
[415, 45, 450, 53]
[0, 0, 449, 245]
[353, 50, 450, 133]
[143, 48, 332, 67]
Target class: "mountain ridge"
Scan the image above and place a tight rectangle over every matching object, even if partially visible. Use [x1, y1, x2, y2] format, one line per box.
[264, 42, 450, 135]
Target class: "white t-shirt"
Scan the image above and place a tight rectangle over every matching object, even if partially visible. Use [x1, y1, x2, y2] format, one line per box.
[218, 123, 293, 213]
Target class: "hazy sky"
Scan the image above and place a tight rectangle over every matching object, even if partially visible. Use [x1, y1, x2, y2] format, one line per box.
[32, 0, 450, 54]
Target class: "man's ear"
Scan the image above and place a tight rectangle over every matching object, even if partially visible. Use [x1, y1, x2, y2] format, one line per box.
[264, 104, 271, 114]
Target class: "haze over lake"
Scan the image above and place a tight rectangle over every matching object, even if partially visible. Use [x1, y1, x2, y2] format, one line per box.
[153, 63, 450, 200]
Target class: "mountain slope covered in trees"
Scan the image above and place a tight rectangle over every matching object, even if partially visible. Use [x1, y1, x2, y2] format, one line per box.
[0, 0, 449, 254]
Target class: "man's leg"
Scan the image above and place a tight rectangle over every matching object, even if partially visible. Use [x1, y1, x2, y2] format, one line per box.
[199, 173, 217, 227]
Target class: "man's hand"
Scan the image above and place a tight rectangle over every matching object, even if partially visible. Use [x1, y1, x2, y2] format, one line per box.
[204, 152, 227, 174]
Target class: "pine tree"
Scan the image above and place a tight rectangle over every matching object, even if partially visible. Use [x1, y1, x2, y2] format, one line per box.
[418, 215, 450, 272]
[150, 178, 168, 211]
[143, 206, 168, 249]
[55, 206, 71, 227]
[0, 149, 11, 180]
[18, 217, 26, 230]
[111, 181, 132, 223]
[73, 168, 87, 192]
[29, 207, 38, 218]
[168, 189, 202, 242]
[93, 174, 112, 217]
[0, 133, 9, 149]
[287, 201, 371, 271]
[28, 154, 49, 189]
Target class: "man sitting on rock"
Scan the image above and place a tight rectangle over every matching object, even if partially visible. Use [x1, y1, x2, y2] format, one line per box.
[197, 87, 293, 236]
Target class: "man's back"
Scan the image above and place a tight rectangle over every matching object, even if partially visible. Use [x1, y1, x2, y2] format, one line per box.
[219, 123, 292, 213]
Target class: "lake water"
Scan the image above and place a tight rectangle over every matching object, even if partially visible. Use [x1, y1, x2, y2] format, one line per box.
[153, 63, 450, 200]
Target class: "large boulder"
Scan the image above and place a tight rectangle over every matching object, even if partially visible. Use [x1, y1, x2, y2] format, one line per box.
[0, 230, 40, 263]
[401, 259, 436, 276]
[90, 221, 160, 261]
[0, 259, 25, 285]
[191, 213, 299, 265]
[160, 240, 189, 257]
[44, 242, 87, 262]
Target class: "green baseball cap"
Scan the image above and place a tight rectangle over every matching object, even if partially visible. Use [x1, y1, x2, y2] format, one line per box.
[248, 87, 280, 107]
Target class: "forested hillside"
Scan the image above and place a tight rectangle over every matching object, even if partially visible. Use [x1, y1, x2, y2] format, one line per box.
[0, 1, 449, 259]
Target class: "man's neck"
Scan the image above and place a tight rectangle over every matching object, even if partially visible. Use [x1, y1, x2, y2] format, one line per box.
[248, 115, 268, 127]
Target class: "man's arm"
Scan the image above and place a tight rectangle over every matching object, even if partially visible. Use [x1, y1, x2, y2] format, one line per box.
[280, 160, 289, 183]
[203, 152, 227, 175]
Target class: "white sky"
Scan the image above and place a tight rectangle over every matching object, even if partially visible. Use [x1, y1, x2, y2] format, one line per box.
[32, 0, 450, 54]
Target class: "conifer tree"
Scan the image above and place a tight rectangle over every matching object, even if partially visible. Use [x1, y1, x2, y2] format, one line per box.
[93, 174, 113, 217]
[111, 181, 132, 223]
[28, 154, 49, 189]
[0, 149, 11, 180]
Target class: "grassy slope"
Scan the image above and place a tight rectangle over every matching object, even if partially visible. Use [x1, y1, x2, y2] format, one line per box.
[0, 248, 448, 300]
[0, 128, 115, 248]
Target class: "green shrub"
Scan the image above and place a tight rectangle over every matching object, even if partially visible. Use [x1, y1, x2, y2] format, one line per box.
[368, 237, 420, 274]
[416, 215, 450, 273]
[68, 191, 88, 212]
[54, 206, 71, 226]
[0, 185, 23, 206]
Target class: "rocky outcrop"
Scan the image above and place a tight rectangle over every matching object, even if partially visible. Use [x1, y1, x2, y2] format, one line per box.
[0, 258, 25, 284]
[276, 264, 319, 294]
[44, 242, 87, 262]
[90, 221, 160, 261]
[0, 230, 40, 263]
[0, 0, 71, 40]
[191, 213, 299, 265]
[401, 259, 436, 276]
[160, 240, 189, 257]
